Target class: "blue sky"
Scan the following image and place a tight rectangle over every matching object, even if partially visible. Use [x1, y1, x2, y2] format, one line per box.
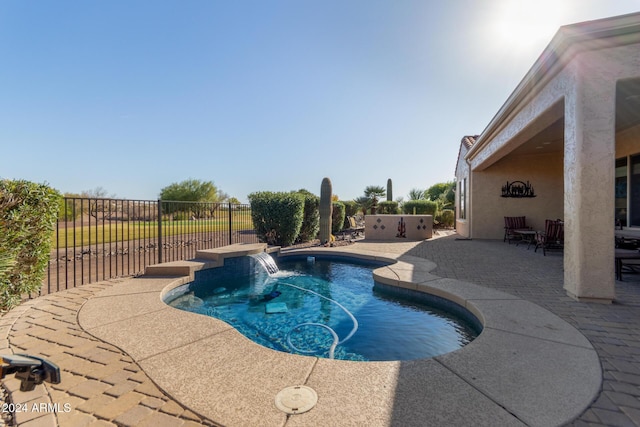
[1, 1, 638, 203]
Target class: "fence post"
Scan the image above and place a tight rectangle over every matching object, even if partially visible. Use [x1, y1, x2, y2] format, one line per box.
[228, 202, 233, 245]
[157, 199, 163, 263]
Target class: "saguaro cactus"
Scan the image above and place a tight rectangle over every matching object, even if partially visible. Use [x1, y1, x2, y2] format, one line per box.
[387, 178, 393, 202]
[319, 177, 332, 244]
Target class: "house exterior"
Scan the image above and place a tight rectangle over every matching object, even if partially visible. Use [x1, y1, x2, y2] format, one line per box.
[455, 12, 640, 303]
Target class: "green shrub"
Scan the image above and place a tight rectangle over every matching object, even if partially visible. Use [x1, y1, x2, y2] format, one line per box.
[248, 192, 304, 246]
[0, 180, 61, 311]
[402, 200, 437, 215]
[331, 202, 346, 234]
[295, 191, 319, 243]
[377, 201, 399, 214]
[437, 209, 455, 228]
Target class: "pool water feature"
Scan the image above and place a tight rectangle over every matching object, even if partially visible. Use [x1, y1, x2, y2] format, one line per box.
[250, 252, 279, 275]
[167, 255, 480, 361]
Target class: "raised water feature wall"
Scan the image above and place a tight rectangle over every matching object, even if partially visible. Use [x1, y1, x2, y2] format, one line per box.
[365, 214, 433, 240]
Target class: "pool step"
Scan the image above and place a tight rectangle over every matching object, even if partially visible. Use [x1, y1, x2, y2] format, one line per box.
[144, 259, 219, 279]
[144, 243, 281, 280]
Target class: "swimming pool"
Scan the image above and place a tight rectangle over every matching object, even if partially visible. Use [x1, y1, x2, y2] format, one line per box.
[166, 255, 480, 361]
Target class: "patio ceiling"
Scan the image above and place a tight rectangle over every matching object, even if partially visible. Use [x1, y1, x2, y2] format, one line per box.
[469, 14, 640, 169]
[507, 78, 640, 158]
[616, 78, 640, 132]
[508, 118, 564, 157]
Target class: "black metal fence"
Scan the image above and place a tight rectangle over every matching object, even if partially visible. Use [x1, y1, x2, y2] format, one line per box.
[45, 198, 257, 294]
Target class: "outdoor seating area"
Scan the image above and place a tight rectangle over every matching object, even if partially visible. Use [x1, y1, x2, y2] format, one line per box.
[454, 12, 640, 304]
[614, 235, 640, 280]
[503, 216, 531, 244]
[505, 216, 640, 281]
[504, 216, 565, 255]
[534, 219, 564, 256]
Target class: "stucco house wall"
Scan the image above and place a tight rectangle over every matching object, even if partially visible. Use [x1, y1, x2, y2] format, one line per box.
[471, 152, 564, 239]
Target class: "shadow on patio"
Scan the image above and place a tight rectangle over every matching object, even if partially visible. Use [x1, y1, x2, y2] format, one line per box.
[386, 236, 640, 427]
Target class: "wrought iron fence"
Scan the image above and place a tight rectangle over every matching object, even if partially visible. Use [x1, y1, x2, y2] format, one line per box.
[45, 198, 257, 294]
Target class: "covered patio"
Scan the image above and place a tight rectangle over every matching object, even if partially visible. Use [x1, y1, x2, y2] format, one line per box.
[455, 12, 640, 303]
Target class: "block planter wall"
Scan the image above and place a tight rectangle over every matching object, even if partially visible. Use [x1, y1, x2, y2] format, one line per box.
[365, 215, 433, 241]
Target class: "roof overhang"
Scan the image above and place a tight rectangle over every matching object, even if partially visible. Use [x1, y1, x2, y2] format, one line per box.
[465, 12, 640, 165]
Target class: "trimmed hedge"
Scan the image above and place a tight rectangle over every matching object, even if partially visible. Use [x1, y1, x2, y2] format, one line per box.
[296, 191, 320, 243]
[248, 192, 304, 246]
[402, 200, 437, 215]
[331, 202, 345, 234]
[377, 201, 399, 214]
[0, 180, 61, 311]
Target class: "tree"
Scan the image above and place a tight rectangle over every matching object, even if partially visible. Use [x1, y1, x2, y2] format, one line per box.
[425, 181, 456, 228]
[354, 196, 372, 216]
[425, 181, 455, 203]
[408, 188, 426, 200]
[160, 179, 227, 219]
[81, 187, 117, 220]
[159, 179, 225, 202]
[364, 185, 385, 210]
[81, 186, 115, 199]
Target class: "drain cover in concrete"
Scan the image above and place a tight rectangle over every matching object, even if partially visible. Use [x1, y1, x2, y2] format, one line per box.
[275, 385, 318, 414]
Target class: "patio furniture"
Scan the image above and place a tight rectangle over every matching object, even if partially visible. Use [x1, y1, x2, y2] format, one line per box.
[534, 219, 564, 256]
[615, 235, 640, 250]
[514, 229, 537, 249]
[504, 216, 531, 244]
[340, 216, 365, 239]
[614, 236, 640, 280]
[614, 249, 640, 280]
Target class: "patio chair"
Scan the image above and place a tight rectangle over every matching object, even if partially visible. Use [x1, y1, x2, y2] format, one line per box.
[503, 216, 531, 244]
[534, 219, 564, 256]
[614, 235, 640, 280]
[340, 216, 365, 240]
[615, 235, 640, 250]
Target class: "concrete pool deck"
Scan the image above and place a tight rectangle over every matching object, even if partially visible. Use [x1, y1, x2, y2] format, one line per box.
[2, 236, 639, 426]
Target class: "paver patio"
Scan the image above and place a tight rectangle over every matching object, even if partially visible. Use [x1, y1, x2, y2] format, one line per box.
[1, 234, 638, 426]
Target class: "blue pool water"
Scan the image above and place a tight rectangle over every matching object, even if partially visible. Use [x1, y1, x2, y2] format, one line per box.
[167, 256, 480, 361]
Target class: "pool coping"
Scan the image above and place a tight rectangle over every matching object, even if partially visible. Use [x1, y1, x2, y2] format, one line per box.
[77, 243, 602, 427]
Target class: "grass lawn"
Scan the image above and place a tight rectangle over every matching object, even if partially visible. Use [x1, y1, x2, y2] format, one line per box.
[52, 214, 254, 247]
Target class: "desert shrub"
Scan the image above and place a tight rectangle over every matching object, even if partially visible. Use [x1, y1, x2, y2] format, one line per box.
[248, 192, 304, 246]
[0, 180, 61, 311]
[377, 201, 399, 214]
[402, 200, 437, 215]
[437, 209, 455, 227]
[331, 202, 346, 234]
[295, 191, 320, 243]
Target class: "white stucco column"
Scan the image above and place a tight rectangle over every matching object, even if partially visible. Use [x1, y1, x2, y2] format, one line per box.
[563, 56, 616, 303]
